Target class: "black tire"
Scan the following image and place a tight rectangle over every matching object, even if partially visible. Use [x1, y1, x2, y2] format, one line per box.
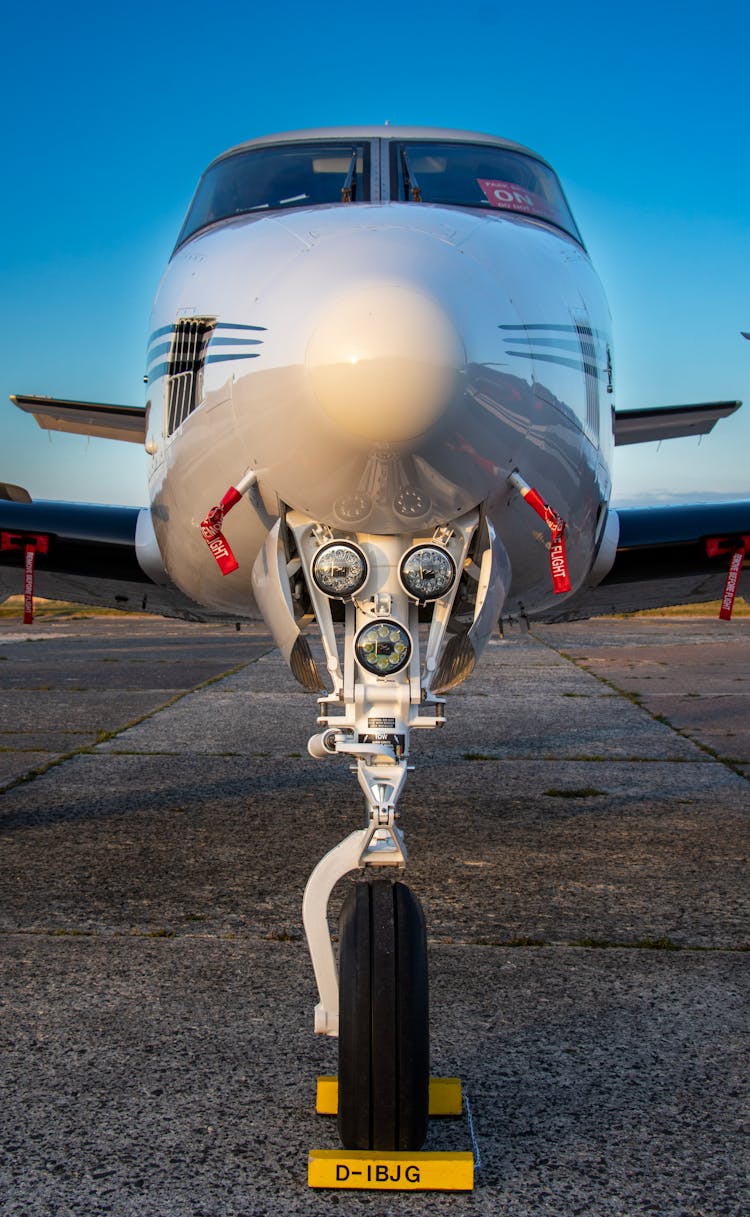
[337, 877, 429, 1150]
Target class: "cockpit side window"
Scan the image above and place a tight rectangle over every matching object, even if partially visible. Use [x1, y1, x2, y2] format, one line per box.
[390, 141, 582, 244]
[175, 142, 370, 248]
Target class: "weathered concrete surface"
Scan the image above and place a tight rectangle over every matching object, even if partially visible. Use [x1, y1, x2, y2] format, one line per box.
[0, 618, 273, 784]
[534, 617, 750, 777]
[2, 936, 746, 1217]
[1, 614, 748, 1216]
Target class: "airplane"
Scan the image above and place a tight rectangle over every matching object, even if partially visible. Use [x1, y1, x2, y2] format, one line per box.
[2, 126, 749, 1154]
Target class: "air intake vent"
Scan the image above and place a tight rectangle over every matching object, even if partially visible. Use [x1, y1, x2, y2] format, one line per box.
[166, 318, 216, 436]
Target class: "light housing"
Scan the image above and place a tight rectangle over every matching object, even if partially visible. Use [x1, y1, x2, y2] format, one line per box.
[399, 544, 456, 602]
[311, 541, 368, 599]
[355, 620, 412, 676]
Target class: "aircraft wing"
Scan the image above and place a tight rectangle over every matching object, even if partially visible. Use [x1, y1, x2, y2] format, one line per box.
[6, 495, 746, 627]
[0, 496, 229, 621]
[538, 501, 750, 622]
[11, 395, 146, 444]
[613, 401, 740, 446]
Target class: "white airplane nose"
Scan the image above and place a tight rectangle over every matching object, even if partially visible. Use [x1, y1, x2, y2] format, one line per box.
[306, 282, 465, 443]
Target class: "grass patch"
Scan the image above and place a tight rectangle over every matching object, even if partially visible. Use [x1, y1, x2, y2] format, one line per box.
[49, 928, 95, 937]
[619, 600, 750, 618]
[570, 936, 683, 951]
[629, 936, 682, 951]
[543, 786, 605, 798]
[0, 596, 143, 619]
[573, 754, 630, 762]
[570, 937, 613, 948]
[469, 935, 548, 948]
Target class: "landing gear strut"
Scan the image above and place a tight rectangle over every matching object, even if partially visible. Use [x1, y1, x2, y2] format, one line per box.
[252, 507, 509, 1154]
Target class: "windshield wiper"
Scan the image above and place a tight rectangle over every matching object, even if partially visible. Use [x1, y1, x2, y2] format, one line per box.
[400, 147, 422, 202]
[341, 148, 358, 202]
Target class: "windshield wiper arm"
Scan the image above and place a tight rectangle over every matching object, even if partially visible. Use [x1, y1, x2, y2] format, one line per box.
[400, 147, 422, 202]
[341, 148, 358, 202]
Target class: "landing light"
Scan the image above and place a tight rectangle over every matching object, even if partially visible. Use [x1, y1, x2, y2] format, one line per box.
[400, 545, 456, 602]
[355, 621, 412, 676]
[312, 542, 368, 599]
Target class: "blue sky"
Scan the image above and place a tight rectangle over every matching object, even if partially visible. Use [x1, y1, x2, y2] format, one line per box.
[2, 0, 748, 507]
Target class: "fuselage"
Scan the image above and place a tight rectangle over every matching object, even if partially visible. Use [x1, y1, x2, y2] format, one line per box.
[143, 127, 614, 621]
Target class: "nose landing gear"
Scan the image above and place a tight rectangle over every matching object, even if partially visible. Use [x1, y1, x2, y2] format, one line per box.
[281, 510, 507, 1178]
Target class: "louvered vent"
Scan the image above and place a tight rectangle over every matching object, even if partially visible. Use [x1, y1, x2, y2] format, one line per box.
[574, 316, 600, 442]
[166, 318, 216, 436]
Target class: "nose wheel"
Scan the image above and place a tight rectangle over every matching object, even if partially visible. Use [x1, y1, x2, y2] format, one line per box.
[337, 878, 430, 1151]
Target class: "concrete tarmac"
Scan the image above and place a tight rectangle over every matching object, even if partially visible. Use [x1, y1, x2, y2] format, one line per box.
[1, 613, 748, 1216]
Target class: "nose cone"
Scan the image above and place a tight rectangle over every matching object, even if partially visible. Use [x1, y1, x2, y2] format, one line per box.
[306, 282, 464, 443]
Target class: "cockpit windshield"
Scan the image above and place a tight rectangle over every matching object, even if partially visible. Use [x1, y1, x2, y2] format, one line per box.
[176, 141, 370, 246]
[175, 135, 582, 252]
[392, 141, 582, 242]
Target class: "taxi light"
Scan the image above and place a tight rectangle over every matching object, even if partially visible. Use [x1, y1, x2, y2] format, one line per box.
[312, 541, 368, 599]
[400, 544, 456, 602]
[355, 621, 412, 676]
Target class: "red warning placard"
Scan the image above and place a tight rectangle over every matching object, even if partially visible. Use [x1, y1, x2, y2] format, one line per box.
[719, 547, 745, 621]
[477, 179, 553, 218]
[200, 486, 242, 575]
